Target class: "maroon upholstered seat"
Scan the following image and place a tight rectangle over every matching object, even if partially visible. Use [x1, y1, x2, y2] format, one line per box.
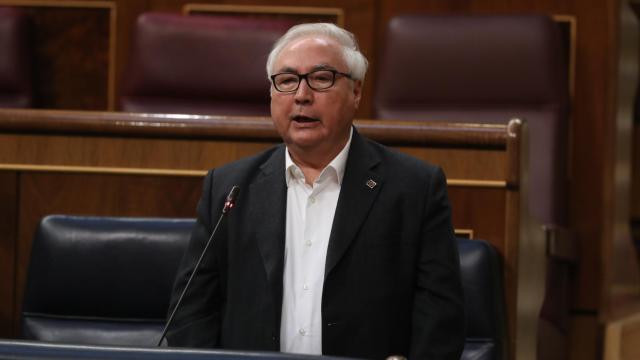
[120, 13, 293, 116]
[0, 7, 32, 108]
[375, 15, 572, 359]
[374, 14, 570, 228]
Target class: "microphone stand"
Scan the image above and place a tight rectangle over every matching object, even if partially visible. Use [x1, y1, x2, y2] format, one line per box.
[157, 185, 240, 346]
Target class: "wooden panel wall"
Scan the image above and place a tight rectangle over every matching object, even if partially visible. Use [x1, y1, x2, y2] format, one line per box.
[0, 0, 619, 299]
[0, 111, 533, 358]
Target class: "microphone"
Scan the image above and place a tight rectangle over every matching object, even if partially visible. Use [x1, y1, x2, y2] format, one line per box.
[222, 185, 240, 214]
[157, 185, 240, 346]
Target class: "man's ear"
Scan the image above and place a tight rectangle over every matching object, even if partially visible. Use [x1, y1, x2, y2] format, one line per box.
[353, 80, 363, 109]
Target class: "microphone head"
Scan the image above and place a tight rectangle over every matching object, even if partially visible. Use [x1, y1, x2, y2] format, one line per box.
[223, 185, 240, 214]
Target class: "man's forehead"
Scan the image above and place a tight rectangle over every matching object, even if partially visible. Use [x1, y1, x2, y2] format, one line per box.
[285, 35, 335, 50]
[274, 36, 344, 72]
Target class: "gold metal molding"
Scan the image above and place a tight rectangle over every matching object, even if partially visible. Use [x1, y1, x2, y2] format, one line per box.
[447, 179, 507, 188]
[182, 3, 345, 27]
[454, 228, 474, 239]
[0, 164, 206, 177]
[0, 164, 507, 189]
[514, 116, 545, 360]
[0, 0, 112, 7]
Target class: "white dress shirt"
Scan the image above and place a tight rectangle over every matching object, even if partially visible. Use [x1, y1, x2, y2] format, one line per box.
[280, 130, 352, 354]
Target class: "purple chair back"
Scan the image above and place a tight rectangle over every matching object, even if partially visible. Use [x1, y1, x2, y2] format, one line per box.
[121, 13, 293, 116]
[374, 15, 570, 227]
[0, 7, 32, 108]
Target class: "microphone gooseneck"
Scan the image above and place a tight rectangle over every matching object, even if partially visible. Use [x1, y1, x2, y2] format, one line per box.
[157, 185, 240, 347]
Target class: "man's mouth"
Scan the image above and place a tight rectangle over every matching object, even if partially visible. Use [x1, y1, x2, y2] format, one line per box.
[291, 115, 320, 123]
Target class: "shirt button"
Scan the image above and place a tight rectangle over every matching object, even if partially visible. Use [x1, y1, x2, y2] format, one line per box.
[303, 284, 309, 290]
[299, 328, 306, 335]
[309, 196, 316, 204]
[305, 240, 312, 247]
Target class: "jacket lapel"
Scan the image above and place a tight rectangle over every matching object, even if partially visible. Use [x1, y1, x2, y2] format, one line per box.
[249, 146, 287, 286]
[325, 130, 383, 276]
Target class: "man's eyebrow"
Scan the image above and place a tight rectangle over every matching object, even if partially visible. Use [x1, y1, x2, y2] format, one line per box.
[276, 66, 297, 73]
[274, 64, 337, 74]
[311, 64, 336, 71]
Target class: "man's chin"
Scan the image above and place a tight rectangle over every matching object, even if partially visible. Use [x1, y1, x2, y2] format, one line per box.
[285, 133, 326, 150]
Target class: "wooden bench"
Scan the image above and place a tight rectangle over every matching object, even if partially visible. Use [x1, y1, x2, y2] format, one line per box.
[0, 108, 543, 360]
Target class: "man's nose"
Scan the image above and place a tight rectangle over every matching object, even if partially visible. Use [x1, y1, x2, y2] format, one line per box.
[294, 78, 313, 104]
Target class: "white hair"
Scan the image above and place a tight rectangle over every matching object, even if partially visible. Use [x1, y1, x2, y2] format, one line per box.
[266, 23, 368, 81]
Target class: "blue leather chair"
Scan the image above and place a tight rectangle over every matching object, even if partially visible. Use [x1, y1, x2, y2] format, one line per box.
[22, 216, 505, 360]
[457, 238, 506, 360]
[21, 215, 194, 346]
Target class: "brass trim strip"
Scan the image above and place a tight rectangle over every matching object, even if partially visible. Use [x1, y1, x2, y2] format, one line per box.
[183, 4, 345, 27]
[0, 0, 117, 110]
[454, 229, 474, 239]
[0, 164, 507, 188]
[0, 0, 114, 9]
[447, 179, 507, 188]
[0, 164, 207, 177]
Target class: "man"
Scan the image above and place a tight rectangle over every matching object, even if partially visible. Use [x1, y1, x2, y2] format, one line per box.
[166, 23, 465, 359]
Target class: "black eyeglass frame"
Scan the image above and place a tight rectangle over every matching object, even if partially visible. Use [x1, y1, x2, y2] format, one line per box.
[270, 69, 353, 93]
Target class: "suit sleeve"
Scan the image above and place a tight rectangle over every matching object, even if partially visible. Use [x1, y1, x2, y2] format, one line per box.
[410, 167, 465, 359]
[166, 170, 224, 348]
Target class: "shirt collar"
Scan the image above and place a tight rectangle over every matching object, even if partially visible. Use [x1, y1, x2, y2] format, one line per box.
[285, 127, 353, 187]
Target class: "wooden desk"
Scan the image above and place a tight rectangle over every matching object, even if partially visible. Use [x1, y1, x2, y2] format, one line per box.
[0, 109, 542, 360]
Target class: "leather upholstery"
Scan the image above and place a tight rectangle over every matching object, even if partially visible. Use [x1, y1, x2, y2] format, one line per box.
[120, 13, 292, 116]
[457, 238, 505, 360]
[0, 7, 32, 108]
[374, 15, 570, 227]
[22, 216, 505, 360]
[21, 215, 195, 346]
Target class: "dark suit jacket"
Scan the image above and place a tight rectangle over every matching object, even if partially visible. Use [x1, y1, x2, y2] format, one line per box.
[166, 130, 465, 359]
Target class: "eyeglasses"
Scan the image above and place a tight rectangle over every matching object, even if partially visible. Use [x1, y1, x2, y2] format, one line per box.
[270, 69, 353, 93]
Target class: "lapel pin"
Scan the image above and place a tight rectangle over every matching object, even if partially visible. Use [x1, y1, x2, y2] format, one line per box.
[366, 179, 377, 189]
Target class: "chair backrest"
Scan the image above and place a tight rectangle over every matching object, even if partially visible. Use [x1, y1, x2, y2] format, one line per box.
[374, 14, 570, 227]
[457, 237, 506, 360]
[21, 215, 195, 346]
[22, 216, 506, 357]
[120, 13, 292, 116]
[0, 7, 32, 108]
